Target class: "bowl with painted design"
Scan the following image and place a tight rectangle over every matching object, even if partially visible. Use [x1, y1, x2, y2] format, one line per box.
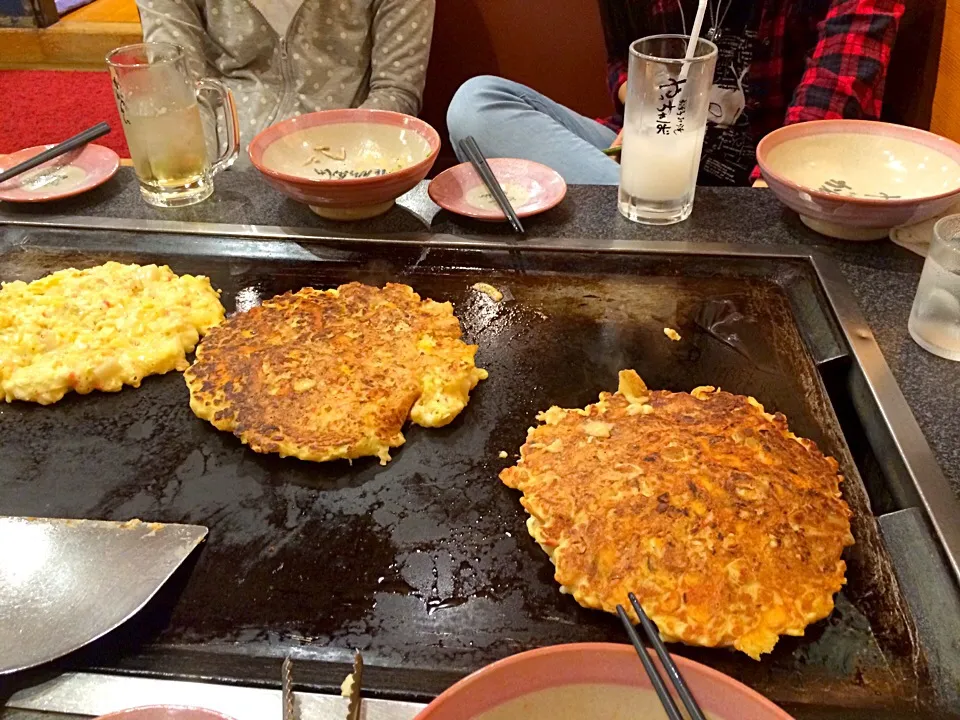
[249, 108, 440, 220]
[757, 119, 960, 241]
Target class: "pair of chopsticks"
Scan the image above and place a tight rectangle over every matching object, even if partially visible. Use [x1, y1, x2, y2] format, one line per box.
[458, 136, 524, 234]
[0, 122, 111, 185]
[617, 593, 707, 720]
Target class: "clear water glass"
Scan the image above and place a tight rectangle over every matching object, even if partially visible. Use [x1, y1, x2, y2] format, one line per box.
[107, 43, 239, 208]
[618, 34, 718, 225]
[909, 214, 960, 360]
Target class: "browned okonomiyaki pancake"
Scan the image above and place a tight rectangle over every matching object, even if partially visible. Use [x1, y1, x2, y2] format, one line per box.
[500, 370, 854, 659]
[185, 283, 487, 464]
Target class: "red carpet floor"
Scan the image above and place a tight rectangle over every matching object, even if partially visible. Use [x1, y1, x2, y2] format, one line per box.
[0, 70, 130, 157]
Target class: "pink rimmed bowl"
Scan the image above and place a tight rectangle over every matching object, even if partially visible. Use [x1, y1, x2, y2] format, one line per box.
[415, 643, 793, 720]
[757, 119, 960, 241]
[249, 109, 440, 221]
[94, 706, 236, 720]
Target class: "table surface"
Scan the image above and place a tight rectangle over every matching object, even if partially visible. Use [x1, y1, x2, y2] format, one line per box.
[1, 168, 959, 719]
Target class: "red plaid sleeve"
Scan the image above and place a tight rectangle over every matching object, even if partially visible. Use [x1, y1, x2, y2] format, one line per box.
[607, 59, 628, 114]
[785, 0, 904, 125]
[598, 58, 629, 132]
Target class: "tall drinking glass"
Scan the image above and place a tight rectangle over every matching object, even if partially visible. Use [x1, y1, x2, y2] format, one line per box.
[618, 35, 718, 225]
[106, 43, 239, 208]
[908, 215, 960, 360]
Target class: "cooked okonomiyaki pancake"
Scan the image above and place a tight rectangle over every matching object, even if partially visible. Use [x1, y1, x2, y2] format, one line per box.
[500, 370, 854, 659]
[185, 282, 487, 464]
[0, 262, 224, 405]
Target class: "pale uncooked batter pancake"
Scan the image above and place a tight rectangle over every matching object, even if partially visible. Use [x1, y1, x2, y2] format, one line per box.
[0, 262, 224, 404]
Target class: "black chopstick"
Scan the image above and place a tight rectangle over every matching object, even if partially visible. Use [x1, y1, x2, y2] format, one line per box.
[617, 605, 684, 720]
[628, 593, 706, 720]
[458, 136, 524, 234]
[619, 593, 707, 720]
[0, 122, 111, 184]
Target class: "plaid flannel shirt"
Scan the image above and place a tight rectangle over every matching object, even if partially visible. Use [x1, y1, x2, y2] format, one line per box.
[601, 0, 904, 151]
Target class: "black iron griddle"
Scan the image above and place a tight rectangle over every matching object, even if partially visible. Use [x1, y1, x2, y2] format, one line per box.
[0, 226, 947, 718]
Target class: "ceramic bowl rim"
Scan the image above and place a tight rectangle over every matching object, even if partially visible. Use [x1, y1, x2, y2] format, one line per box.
[756, 119, 960, 207]
[248, 109, 440, 188]
[416, 642, 792, 719]
[94, 704, 237, 720]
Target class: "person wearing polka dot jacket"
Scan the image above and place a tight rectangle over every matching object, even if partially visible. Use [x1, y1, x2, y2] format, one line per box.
[136, 0, 435, 159]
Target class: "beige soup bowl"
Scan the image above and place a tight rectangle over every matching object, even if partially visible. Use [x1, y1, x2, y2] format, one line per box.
[249, 109, 440, 220]
[757, 120, 960, 241]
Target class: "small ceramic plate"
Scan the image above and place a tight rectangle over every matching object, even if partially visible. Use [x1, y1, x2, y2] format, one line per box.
[428, 158, 567, 221]
[94, 706, 236, 720]
[0, 143, 120, 202]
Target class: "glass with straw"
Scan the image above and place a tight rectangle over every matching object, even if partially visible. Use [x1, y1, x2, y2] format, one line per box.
[618, 34, 717, 225]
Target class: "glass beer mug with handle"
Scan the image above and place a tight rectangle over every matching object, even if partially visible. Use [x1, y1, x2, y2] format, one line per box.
[107, 42, 239, 208]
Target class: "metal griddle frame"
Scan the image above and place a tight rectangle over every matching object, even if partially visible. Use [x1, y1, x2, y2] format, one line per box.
[2, 215, 959, 720]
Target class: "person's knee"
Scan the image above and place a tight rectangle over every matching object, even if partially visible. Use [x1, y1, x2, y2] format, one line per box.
[447, 75, 517, 145]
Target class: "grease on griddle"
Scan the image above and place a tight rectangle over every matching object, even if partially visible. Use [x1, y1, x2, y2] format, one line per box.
[695, 299, 777, 374]
[164, 512, 400, 640]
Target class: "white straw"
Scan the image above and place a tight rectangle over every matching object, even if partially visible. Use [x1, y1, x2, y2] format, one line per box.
[679, 0, 709, 83]
[685, 0, 709, 61]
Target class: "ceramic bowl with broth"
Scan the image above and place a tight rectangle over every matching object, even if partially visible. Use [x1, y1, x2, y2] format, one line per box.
[757, 119, 960, 240]
[415, 644, 793, 720]
[249, 109, 440, 220]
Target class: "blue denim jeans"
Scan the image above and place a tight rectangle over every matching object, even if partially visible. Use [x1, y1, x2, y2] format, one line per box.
[446, 75, 621, 185]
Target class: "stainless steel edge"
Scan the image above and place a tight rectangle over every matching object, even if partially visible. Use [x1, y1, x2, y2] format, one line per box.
[0, 519, 208, 676]
[0, 214, 828, 257]
[4, 672, 425, 720]
[810, 251, 960, 583]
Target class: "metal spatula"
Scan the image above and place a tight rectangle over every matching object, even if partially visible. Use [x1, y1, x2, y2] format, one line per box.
[0, 516, 207, 674]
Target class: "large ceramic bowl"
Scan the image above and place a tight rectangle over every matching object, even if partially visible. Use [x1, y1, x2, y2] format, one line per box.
[249, 109, 440, 220]
[415, 643, 792, 720]
[757, 119, 960, 240]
